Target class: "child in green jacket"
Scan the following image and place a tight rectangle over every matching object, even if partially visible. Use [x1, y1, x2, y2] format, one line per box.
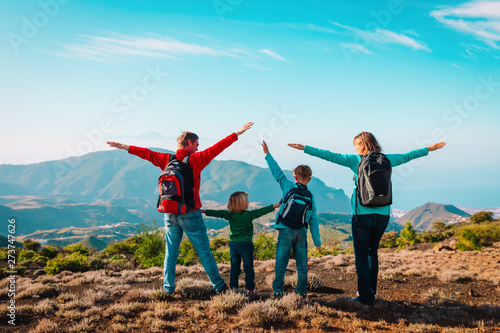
[202, 192, 281, 292]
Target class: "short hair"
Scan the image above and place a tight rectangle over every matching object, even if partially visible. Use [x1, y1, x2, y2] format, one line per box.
[293, 165, 312, 179]
[353, 132, 382, 155]
[228, 191, 249, 214]
[177, 132, 199, 148]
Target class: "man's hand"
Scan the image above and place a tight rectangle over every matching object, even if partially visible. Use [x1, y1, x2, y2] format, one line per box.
[200, 209, 206, 214]
[288, 143, 305, 151]
[262, 140, 269, 155]
[107, 141, 130, 151]
[235, 122, 254, 136]
[428, 142, 446, 151]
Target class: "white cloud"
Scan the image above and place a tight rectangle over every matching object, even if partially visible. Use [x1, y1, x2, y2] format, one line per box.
[57, 33, 290, 69]
[430, 1, 500, 49]
[330, 21, 431, 53]
[259, 49, 287, 62]
[340, 43, 374, 55]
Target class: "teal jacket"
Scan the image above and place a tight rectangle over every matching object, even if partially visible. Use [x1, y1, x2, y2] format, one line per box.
[204, 205, 275, 242]
[265, 153, 322, 247]
[303, 146, 429, 216]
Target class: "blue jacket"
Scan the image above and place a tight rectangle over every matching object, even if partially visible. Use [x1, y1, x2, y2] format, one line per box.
[265, 153, 321, 247]
[303, 146, 429, 216]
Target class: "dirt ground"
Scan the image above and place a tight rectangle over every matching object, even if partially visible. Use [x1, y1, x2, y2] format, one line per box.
[2, 243, 500, 332]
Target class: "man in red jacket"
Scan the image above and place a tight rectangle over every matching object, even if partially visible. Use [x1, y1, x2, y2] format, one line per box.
[107, 122, 253, 294]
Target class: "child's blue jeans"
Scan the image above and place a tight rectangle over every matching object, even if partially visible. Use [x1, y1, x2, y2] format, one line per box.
[273, 228, 308, 295]
[229, 241, 255, 290]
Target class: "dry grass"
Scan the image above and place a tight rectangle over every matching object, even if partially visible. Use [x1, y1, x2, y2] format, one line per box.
[175, 277, 213, 298]
[210, 289, 249, 313]
[29, 319, 60, 333]
[16, 283, 57, 299]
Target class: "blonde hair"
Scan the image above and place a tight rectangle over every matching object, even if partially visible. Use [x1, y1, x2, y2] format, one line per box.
[228, 191, 249, 214]
[353, 132, 382, 155]
[177, 132, 199, 148]
[293, 165, 312, 179]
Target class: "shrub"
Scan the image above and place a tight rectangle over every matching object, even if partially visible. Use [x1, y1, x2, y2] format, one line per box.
[88, 256, 105, 270]
[33, 255, 50, 266]
[175, 278, 213, 298]
[104, 241, 138, 255]
[210, 238, 230, 264]
[23, 238, 41, 252]
[397, 222, 417, 248]
[64, 244, 90, 256]
[254, 234, 276, 260]
[456, 227, 482, 251]
[210, 290, 249, 313]
[380, 231, 399, 248]
[44, 253, 89, 275]
[39, 246, 59, 259]
[466, 222, 500, 246]
[19, 249, 37, 261]
[417, 231, 444, 243]
[177, 239, 198, 266]
[134, 222, 165, 268]
[470, 211, 494, 224]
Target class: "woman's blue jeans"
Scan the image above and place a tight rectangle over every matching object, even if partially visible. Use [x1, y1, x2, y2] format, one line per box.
[273, 228, 308, 296]
[229, 241, 255, 290]
[352, 214, 389, 304]
[163, 209, 225, 294]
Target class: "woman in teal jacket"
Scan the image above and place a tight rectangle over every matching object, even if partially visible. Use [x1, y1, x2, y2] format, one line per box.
[289, 132, 445, 305]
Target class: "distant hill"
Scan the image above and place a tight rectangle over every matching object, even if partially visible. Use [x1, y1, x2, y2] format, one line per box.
[76, 235, 109, 251]
[0, 234, 23, 248]
[395, 202, 470, 230]
[0, 149, 351, 235]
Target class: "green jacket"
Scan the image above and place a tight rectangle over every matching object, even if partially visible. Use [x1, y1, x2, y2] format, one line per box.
[204, 205, 275, 242]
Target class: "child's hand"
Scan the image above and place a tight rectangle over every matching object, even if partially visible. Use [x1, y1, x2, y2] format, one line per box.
[262, 140, 269, 155]
[273, 199, 282, 209]
[288, 143, 305, 150]
[316, 246, 322, 253]
[201, 209, 206, 214]
[428, 142, 446, 151]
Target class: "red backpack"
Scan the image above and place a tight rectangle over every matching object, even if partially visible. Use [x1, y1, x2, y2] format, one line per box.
[157, 154, 195, 214]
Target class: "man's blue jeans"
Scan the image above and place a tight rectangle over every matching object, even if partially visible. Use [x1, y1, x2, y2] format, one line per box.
[273, 228, 308, 296]
[163, 209, 225, 294]
[229, 241, 255, 290]
[352, 214, 390, 304]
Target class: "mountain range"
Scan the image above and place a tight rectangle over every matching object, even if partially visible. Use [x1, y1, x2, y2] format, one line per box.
[0, 149, 350, 235]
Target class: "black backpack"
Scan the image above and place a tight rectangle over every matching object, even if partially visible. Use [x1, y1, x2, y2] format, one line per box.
[277, 184, 313, 229]
[357, 152, 392, 207]
[157, 154, 195, 214]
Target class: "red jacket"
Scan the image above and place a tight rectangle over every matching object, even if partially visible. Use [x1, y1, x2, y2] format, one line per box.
[128, 133, 238, 211]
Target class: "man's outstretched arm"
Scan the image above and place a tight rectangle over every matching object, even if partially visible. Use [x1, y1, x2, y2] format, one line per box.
[107, 141, 130, 151]
[107, 141, 169, 169]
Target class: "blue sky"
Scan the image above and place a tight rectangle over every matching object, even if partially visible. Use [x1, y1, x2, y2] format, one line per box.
[1, 0, 499, 209]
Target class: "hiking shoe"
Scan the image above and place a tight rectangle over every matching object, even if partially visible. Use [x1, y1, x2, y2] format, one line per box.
[352, 297, 374, 306]
[215, 284, 229, 295]
[273, 292, 283, 299]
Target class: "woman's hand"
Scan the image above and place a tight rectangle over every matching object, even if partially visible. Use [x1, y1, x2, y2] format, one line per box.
[428, 142, 446, 151]
[273, 199, 282, 209]
[262, 140, 270, 155]
[288, 143, 305, 150]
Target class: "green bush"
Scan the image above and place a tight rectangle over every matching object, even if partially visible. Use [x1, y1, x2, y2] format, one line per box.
[88, 256, 105, 270]
[308, 246, 340, 257]
[44, 253, 89, 275]
[104, 241, 138, 255]
[457, 222, 500, 247]
[134, 222, 165, 268]
[380, 231, 399, 248]
[39, 246, 59, 259]
[253, 234, 276, 260]
[210, 238, 230, 264]
[470, 211, 494, 224]
[416, 231, 444, 243]
[64, 244, 90, 256]
[23, 239, 41, 252]
[32, 255, 50, 266]
[456, 227, 482, 251]
[19, 249, 37, 261]
[178, 239, 198, 266]
[396, 222, 417, 248]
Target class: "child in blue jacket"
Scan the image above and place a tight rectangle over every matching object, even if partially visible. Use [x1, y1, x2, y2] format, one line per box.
[262, 140, 321, 298]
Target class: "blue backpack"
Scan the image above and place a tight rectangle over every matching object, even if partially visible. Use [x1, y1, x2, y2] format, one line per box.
[277, 184, 313, 229]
